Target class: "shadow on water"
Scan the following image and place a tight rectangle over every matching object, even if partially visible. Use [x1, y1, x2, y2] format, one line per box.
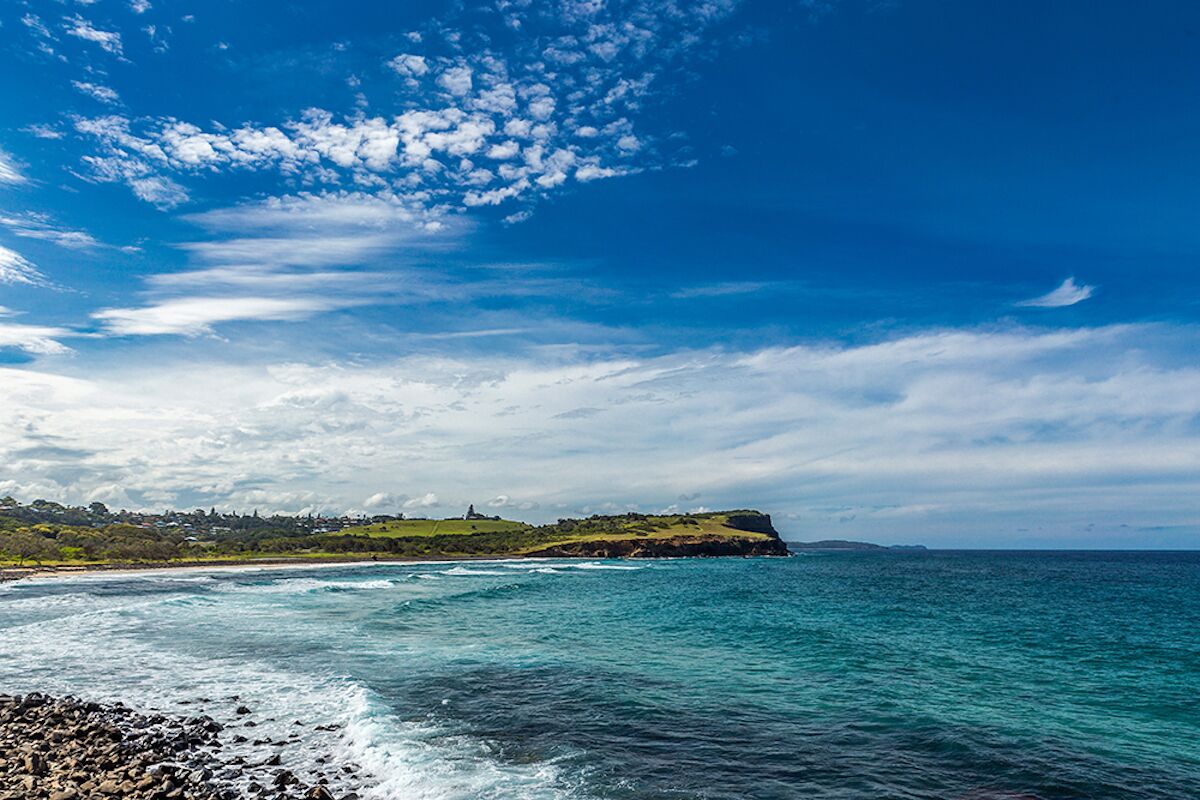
[377, 663, 1198, 800]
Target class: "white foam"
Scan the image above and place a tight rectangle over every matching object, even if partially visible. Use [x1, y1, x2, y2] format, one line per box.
[442, 567, 512, 577]
[340, 688, 582, 800]
[215, 577, 406, 596]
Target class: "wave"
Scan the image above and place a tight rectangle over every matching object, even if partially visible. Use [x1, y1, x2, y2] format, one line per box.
[442, 567, 514, 577]
[216, 577, 405, 596]
[339, 688, 583, 800]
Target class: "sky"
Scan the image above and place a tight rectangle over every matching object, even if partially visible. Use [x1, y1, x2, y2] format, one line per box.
[1, 0, 1198, 548]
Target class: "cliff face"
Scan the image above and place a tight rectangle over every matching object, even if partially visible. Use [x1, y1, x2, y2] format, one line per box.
[722, 512, 779, 535]
[529, 512, 790, 558]
[530, 535, 790, 558]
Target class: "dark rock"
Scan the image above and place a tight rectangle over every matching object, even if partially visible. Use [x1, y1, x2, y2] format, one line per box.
[0, 693, 361, 800]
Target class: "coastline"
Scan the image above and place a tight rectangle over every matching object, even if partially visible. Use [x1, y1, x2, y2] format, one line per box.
[0, 537, 790, 584]
[0, 553, 539, 584]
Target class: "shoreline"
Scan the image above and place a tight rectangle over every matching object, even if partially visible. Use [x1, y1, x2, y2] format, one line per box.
[0, 553, 541, 583]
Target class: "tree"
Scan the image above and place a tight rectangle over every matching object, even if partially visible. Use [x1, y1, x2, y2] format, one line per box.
[89, 502, 110, 516]
[0, 532, 59, 565]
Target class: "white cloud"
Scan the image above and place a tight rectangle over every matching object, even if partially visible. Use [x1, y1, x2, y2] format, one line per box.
[23, 124, 64, 140]
[21, 13, 54, 41]
[93, 296, 347, 336]
[574, 163, 623, 182]
[0, 213, 102, 250]
[0, 149, 25, 184]
[72, 80, 121, 104]
[86, 484, 134, 509]
[616, 134, 641, 153]
[128, 175, 189, 207]
[672, 281, 772, 299]
[403, 492, 440, 509]
[486, 140, 521, 160]
[90, 192, 469, 337]
[363, 491, 400, 509]
[1017, 277, 1096, 308]
[0, 321, 74, 355]
[1, 324, 1198, 544]
[388, 54, 428, 78]
[0, 246, 47, 286]
[69, 1, 741, 213]
[130, 0, 152, 14]
[437, 65, 474, 96]
[63, 14, 124, 55]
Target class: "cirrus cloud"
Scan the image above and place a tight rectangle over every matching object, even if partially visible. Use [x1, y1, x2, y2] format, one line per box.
[1017, 277, 1095, 308]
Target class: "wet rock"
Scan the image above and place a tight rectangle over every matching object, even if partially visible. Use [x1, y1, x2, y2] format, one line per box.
[0, 693, 363, 800]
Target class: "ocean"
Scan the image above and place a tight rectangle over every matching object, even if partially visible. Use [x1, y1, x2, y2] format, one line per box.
[1, 551, 1197, 799]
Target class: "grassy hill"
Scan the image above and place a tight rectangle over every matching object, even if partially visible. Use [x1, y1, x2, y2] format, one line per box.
[0, 508, 788, 569]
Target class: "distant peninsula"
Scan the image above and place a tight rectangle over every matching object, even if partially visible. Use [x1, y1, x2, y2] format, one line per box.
[0, 497, 789, 577]
[787, 539, 927, 552]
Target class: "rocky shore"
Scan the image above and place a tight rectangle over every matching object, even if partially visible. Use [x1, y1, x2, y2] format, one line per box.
[529, 534, 791, 558]
[0, 693, 360, 800]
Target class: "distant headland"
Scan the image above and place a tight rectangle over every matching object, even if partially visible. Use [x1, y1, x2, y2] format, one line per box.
[0, 496, 789, 578]
[787, 539, 928, 552]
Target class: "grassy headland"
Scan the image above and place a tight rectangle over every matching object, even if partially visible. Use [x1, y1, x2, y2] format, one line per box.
[0, 498, 788, 573]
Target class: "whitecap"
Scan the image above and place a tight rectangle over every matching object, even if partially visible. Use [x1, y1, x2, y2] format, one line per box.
[442, 567, 512, 577]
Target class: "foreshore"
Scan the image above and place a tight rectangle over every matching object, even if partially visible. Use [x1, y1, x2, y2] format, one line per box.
[0, 553, 531, 584]
[0, 693, 360, 800]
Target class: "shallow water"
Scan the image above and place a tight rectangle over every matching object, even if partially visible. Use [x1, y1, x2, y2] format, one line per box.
[2, 552, 1198, 799]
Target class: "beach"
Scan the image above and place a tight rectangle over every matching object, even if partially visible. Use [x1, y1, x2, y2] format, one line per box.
[0, 554, 536, 584]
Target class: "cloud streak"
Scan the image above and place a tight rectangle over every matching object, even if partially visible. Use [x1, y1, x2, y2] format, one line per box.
[0, 245, 48, 286]
[0, 149, 25, 184]
[1017, 277, 1095, 308]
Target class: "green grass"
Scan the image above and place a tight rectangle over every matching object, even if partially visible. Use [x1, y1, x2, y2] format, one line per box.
[1, 510, 778, 567]
[340, 518, 530, 537]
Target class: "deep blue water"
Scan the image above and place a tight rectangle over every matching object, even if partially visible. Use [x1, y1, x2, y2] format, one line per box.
[1, 552, 1198, 799]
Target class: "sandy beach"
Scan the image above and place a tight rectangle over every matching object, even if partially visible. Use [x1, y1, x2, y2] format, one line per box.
[0, 553, 540, 584]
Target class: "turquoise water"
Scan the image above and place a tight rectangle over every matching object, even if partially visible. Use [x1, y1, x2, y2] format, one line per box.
[1, 552, 1197, 798]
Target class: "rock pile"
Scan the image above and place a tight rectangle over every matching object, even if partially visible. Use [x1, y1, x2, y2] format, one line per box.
[0, 693, 358, 800]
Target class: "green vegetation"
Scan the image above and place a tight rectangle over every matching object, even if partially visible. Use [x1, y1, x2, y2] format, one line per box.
[0, 496, 782, 568]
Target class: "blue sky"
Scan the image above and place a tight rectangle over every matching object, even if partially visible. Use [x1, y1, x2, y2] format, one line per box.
[1, 0, 1198, 547]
